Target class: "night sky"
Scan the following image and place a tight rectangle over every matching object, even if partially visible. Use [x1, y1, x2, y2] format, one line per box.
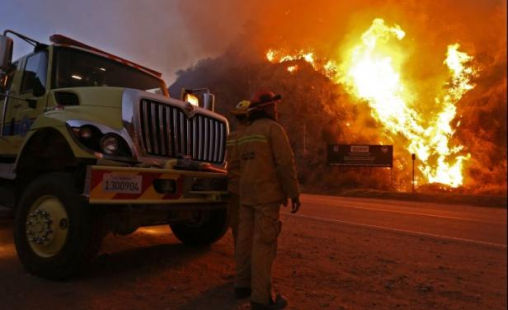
[0, 0, 244, 83]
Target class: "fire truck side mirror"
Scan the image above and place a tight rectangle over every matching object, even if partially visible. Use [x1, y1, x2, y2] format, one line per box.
[203, 92, 215, 111]
[0, 35, 13, 71]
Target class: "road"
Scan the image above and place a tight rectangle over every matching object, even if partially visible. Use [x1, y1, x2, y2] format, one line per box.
[293, 195, 507, 247]
[0, 194, 506, 310]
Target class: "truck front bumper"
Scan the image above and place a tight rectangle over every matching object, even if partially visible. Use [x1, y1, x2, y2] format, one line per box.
[85, 165, 229, 205]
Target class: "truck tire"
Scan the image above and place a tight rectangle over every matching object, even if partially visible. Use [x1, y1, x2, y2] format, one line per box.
[170, 208, 228, 245]
[13, 173, 104, 280]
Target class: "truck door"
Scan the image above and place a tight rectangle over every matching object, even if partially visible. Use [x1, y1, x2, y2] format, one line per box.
[0, 51, 48, 157]
[0, 60, 21, 158]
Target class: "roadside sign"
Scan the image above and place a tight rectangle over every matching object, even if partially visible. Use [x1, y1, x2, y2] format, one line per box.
[327, 144, 393, 167]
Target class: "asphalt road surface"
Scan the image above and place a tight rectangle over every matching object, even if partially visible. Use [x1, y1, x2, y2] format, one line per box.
[0, 194, 506, 310]
[292, 195, 507, 248]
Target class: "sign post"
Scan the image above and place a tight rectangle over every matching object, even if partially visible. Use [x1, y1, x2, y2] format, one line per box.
[411, 153, 416, 193]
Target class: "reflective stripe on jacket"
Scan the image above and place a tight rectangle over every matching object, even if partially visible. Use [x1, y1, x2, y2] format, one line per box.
[237, 118, 300, 206]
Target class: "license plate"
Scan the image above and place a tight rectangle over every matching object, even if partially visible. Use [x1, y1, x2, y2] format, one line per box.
[102, 174, 142, 194]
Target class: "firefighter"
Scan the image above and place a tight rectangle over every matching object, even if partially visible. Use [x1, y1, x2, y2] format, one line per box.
[234, 90, 301, 310]
[226, 100, 251, 246]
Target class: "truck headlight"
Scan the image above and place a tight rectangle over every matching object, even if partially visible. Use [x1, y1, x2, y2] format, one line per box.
[79, 126, 94, 140]
[100, 134, 120, 155]
[72, 125, 96, 140]
[69, 124, 132, 158]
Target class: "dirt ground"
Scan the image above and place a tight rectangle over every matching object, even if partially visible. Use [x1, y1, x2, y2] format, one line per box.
[0, 207, 506, 310]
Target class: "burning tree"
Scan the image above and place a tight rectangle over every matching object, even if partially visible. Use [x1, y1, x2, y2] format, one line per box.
[171, 9, 506, 195]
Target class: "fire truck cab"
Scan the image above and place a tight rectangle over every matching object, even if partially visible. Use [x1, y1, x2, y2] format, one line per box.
[0, 30, 230, 279]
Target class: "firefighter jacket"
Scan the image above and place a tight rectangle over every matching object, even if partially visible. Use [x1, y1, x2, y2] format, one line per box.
[226, 129, 242, 194]
[236, 118, 300, 206]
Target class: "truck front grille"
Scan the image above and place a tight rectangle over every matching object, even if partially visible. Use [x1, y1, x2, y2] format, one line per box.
[138, 99, 227, 164]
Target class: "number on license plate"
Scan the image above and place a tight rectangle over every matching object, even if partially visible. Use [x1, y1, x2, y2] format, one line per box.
[103, 174, 142, 194]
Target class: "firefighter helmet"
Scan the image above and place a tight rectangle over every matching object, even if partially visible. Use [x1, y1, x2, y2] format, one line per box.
[249, 90, 282, 110]
[230, 100, 251, 115]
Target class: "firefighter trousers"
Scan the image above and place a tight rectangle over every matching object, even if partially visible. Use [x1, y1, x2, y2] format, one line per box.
[235, 202, 282, 304]
[228, 193, 241, 247]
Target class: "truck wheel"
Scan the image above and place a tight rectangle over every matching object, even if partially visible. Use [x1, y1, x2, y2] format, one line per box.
[170, 208, 228, 245]
[13, 173, 104, 280]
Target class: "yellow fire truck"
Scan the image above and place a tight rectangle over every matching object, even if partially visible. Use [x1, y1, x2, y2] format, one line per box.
[0, 30, 229, 279]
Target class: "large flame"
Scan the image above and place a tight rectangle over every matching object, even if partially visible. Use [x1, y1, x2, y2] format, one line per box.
[266, 48, 340, 77]
[266, 49, 319, 73]
[266, 18, 478, 188]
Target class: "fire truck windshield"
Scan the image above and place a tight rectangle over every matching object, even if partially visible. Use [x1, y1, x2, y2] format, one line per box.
[52, 47, 166, 94]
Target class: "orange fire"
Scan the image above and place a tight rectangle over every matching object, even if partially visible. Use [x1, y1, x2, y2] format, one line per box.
[266, 18, 478, 188]
[287, 65, 299, 73]
[266, 48, 336, 76]
[266, 49, 341, 81]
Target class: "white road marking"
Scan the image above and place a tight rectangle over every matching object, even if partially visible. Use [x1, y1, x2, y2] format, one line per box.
[287, 213, 507, 249]
[305, 201, 506, 225]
